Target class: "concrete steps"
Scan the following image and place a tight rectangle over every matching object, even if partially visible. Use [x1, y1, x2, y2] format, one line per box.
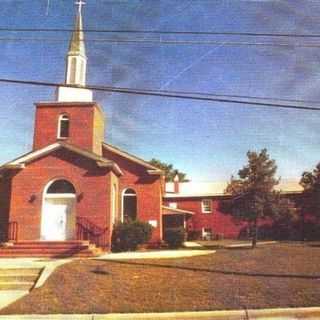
[0, 268, 42, 291]
[0, 275, 39, 282]
[0, 282, 34, 291]
[0, 268, 40, 276]
[0, 241, 104, 258]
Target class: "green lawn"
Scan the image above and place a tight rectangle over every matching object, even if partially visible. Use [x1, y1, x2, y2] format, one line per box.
[1, 242, 320, 314]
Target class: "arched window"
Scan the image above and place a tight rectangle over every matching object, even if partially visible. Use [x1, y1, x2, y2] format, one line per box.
[47, 179, 76, 194]
[58, 114, 70, 139]
[122, 188, 137, 222]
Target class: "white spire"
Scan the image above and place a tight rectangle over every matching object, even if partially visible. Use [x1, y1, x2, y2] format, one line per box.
[65, 1, 87, 86]
[56, 1, 92, 102]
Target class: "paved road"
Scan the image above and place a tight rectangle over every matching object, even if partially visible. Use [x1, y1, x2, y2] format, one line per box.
[0, 307, 319, 320]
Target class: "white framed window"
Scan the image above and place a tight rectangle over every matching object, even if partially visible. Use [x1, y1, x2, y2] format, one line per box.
[202, 228, 212, 240]
[201, 199, 212, 213]
[122, 188, 137, 222]
[169, 202, 177, 209]
[148, 220, 157, 228]
[57, 114, 70, 139]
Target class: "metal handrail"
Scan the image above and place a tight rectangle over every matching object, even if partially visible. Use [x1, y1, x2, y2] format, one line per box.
[8, 221, 18, 241]
[76, 217, 107, 248]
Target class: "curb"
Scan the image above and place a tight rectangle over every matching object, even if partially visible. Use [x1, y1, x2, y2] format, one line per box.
[225, 241, 278, 248]
[96, 249, 215, 260]
[0, 307, 319, 319]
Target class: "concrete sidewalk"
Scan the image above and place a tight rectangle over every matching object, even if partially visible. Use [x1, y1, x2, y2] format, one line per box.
[97, 249, 215, 260]
[0, 307, 319, 319]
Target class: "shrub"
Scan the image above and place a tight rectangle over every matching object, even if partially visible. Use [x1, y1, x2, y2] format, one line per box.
[111, 220, 153, 252]
[303, 221, 320, 241]
[187, 230, 201, 241]
[164, 227, 186, 248]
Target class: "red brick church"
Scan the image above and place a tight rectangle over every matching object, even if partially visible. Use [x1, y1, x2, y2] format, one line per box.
[0, 5, 302, 256]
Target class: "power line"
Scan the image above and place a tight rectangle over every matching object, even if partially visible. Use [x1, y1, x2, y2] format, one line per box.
[109, 86, 320, 105]
[1, 27, 320, 39]
[0, 78, 320, 112]
[0, 37, 318, 48]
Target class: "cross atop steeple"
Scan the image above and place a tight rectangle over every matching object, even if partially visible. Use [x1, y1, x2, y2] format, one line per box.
[75, 0, 86, 14]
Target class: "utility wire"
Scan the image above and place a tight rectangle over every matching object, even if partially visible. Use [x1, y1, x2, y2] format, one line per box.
[0, 78, 320, 112]
[1, 28, 320, 39]
[0, 37, 318, 48]
[103, 86, 320, 105]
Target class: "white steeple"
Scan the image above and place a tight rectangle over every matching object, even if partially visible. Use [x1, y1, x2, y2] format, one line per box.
[56, 0, 93, 102]
[66, 1, 87, 86]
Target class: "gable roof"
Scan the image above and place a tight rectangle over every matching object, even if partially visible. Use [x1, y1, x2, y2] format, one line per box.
[165, 179, 303, 198]
[0, 142, 123, 176]
[102, 142, 163, 175]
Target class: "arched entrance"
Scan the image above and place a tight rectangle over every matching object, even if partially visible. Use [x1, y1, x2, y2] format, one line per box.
[122, 188, 137, 222]
[41, 179, 76, 241]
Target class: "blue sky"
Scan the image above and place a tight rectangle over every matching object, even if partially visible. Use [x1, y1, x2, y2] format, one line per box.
[0, 0, 320, 181]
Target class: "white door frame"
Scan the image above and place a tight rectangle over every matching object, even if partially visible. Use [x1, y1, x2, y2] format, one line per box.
[41, 193, 76, 241]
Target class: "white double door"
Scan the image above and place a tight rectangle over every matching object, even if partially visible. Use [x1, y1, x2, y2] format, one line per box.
[41, 195, 76, 241]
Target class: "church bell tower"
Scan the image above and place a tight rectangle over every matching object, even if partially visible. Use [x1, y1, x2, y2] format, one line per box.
[33, 1, 105, 155]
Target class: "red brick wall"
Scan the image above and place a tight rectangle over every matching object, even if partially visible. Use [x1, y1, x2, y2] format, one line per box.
[8, 148, 113, 246]
[103, 148, 163, 243]
[33, 102, 101, 154]
[164, 197, 247, 239]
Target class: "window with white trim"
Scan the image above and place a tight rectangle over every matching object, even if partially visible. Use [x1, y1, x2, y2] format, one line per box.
[201, 199, 212, 213]
[122, 188, 137, 222]
[58, 114, 70, 139]
[202, 228, 212, 240]
[169, 202, 177, 209]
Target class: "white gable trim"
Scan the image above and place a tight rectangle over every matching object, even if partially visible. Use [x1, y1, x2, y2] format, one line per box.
[3, 164, 25, 170]
[3, 142, 123, 176]
[11, 143, 61, 165]
[147, 169, 163, 175]
[97, 161, 123, 176]
[162, 206, 195, 215]
[102, 143, 162, 174]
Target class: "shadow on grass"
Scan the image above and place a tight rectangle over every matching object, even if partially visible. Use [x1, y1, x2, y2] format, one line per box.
[101, 259, 320, 280]
[91, 266, 110, 275]
[307, 244, 320, 248]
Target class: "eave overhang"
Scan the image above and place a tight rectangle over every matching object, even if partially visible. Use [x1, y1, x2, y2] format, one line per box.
[162, 206, 195, 216]
[102, 142, 164, 176]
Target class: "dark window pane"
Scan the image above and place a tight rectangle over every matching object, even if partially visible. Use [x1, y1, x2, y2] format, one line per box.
[123, 189, 137, 221]
[124, 188, 136, 195]
[47, 180, 76, 194]
[60, 119, 69, 138]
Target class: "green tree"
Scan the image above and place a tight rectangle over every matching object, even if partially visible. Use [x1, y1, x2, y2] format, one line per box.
[149, 158, 189, 182]
[222, 149, 295, 248]
[300, 163, 320, 221]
